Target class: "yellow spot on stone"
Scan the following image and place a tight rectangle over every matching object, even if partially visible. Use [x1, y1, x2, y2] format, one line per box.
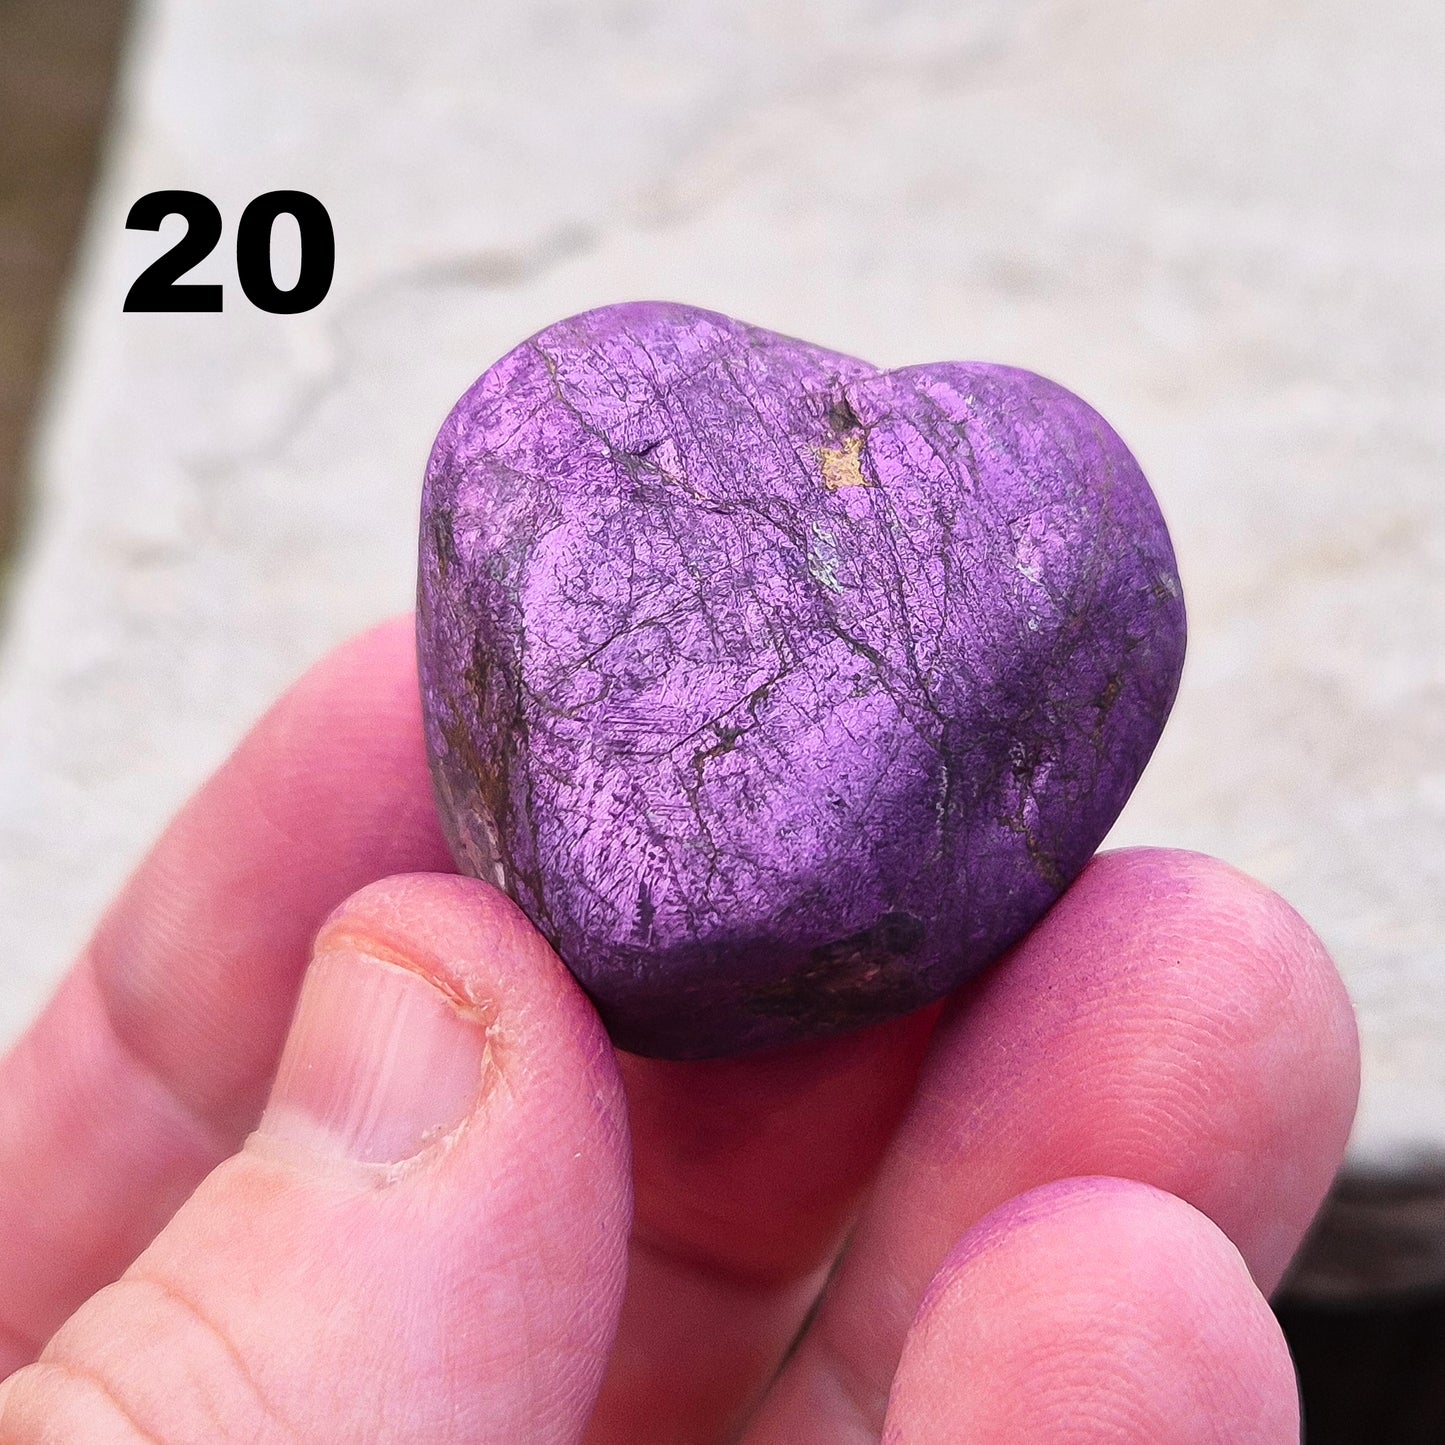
[817, 434, 870, 491]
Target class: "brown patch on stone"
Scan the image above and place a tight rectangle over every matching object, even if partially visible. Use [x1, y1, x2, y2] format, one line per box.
[747, 912, 926, 1028]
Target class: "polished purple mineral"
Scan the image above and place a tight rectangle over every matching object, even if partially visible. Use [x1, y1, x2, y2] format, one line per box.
[417, 302, 1185, 1058]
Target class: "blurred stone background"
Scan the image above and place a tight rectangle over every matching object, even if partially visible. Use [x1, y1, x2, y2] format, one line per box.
[1, 2, 1442, 1438]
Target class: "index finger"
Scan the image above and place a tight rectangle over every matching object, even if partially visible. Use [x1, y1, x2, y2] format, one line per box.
[746, 848, 1359, 1443]
[0, 616, 454, 1368]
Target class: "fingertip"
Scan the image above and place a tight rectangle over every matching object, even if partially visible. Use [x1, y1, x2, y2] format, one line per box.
[914, 1175, 1243, 1317]
[886, 1177, 1300, 1444]
[930, 845, 1358, 1289]
[1088, 846, 1356, 1031]
[1088, 848, 1362, 1230]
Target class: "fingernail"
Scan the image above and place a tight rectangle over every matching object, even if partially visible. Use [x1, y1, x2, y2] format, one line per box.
[260, 947, 488, 1165]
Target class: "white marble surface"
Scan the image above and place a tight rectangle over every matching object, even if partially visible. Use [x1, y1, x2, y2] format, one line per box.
[2, 0, 1442, 1282]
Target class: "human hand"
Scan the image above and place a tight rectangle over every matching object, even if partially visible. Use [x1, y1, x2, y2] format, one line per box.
[0, 618, 1357, 1442]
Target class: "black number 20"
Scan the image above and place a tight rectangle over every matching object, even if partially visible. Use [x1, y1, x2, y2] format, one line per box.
[123, 190, 334, 314]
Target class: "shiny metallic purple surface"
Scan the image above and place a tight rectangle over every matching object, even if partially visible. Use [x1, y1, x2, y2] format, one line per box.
[417, 302, 1186, 1058]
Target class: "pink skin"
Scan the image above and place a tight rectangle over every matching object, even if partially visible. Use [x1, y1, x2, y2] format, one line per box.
[0, 618, 1358, 1442]
[881, 1178, 1301, 1443]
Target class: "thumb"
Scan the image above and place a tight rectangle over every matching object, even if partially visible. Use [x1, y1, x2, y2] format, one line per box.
[0, 875, 633, 1444]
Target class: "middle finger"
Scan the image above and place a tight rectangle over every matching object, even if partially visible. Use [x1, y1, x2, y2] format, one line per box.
[745, 846, 1359, 1444]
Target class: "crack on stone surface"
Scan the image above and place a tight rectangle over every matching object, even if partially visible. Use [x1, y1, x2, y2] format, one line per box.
[826, 389, 865, 433]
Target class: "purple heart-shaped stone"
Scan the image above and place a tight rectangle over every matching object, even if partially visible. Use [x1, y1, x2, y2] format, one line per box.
[418, 302, 1185, 1058]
